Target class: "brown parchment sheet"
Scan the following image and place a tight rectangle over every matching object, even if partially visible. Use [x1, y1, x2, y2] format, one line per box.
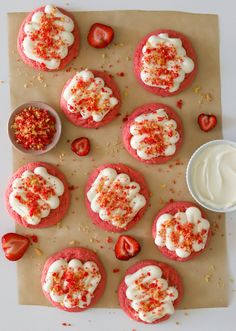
[8, 10, 228, 309]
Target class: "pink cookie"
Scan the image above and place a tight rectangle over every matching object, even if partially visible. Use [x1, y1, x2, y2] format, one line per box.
[118, 260, 183, 324]
[85, 163, 149, 232]
[60, 69, 121, 128]
[152, 201, 211, 262]
[17, 5, 80, 71]
[134, 29, 197, 96]
[41, 247, 106, 312]
[5, 162, 70, 229]
[122, 103, 183, 164]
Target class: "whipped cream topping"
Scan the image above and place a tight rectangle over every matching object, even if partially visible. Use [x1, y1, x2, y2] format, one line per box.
[9, 166, 64, 225]
[125, 265, 178, 323]
[43, 258, 101, 309]
[155, 207, 210, 258]
[130, 108, 180, 160]
[87, 167, 146, 228]
[22, 5, 75, 69]
[141, 33, 194, 92]
[191, 143, 236, 209]
[63, 70, 119, 122]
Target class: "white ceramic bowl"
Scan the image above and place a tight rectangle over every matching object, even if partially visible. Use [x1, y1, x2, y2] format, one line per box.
[8, 101, 62, 155]
[186, 139, 236, 213]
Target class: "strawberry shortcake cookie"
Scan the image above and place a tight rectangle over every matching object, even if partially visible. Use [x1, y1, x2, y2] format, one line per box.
[134, 29, 197, 96]
[118, 260, 183, 324]
[122, 103, 183, 164]
[41, 247, 106, 311]
[60, 69, 121, 128]
[85, 163, 149, 232]
[152, 201, 211, 262]
[5, 162, 70, 228]
[17, 5, 79, 71]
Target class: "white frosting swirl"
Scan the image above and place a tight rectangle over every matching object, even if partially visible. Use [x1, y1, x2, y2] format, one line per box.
[63, 70, 118, 122]
[155, 207, 210, 258]
[9, 166, 64, 225]
[87, 167, 146, 228]
[125, 265, 178, 323]
[141, 33, 194, 92]
[129, 108, 179, 160]
[22, 5, 75, 69]
[191, 143, 236, 209]
[43, 258, 101, 309]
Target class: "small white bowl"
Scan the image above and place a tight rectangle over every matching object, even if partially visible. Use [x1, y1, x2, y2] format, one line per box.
[186, 139, 236, 213]
[8, 101, 62, 155]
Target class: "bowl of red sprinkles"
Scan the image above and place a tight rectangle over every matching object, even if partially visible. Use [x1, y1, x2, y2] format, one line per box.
[8, 102, 61, 154]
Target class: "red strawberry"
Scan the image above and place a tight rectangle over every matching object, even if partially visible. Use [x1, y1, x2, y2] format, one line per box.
[87, 23, 114, 48]
[198, 113, 217, 132]
[71, 137, 90, 156]
[114, 235, 141, 261]
[1, 233, 30, 261]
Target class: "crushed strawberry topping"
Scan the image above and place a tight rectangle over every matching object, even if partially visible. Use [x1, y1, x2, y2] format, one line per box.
[68, 76, 114, 116]
[49, 264, 100, 307]
[14, 173, 56, 218]
[142, 43, 183, 90]
[27, 9, 72, 61]
[158, 215, 208, 253]
[11, 107, 56, 150]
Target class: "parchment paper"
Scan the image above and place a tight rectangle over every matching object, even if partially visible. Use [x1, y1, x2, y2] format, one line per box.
[8, 10, 228, 309]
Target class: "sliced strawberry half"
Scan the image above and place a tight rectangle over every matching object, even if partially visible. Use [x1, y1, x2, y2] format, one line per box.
[71, 137, 90, 156]
[1, 233, 30, 261]
[114, 235, 141, 261]
[87, 23, 114, 48]
[198, 113, 217, 132]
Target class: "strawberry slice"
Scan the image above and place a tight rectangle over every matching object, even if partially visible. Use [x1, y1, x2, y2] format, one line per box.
[114, 235, 141, 261]
[198, 113, 217, 132]
[87, 23, 114, 48]
[1, 233, 30, 261]
[71, 137, 90, 156]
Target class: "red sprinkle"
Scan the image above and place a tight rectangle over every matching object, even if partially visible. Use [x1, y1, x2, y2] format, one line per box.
[62, 322, 72, 327]
[116, 72, 125, 77]
[176, 99, 183, 109]
[113, 268, 120, 273]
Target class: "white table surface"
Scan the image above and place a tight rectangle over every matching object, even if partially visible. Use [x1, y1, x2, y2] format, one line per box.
[0, 0, 236, 330]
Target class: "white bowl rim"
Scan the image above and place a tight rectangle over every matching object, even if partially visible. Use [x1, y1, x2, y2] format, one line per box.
[186, 139, 236, 213]
[8, 101, 62, 155]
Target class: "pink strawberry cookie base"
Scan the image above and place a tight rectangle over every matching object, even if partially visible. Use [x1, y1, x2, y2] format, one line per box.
[134, 29, 197, 96]
[41, 247, 106, 312]
[122, 103, 183, 164]
[5, 162, 70, 229]
[17, 6, 80, 72]
[152, 201, 211, 262]
[85, 163, 149, 233]
[60, 70, 121, 128]
[118, 260, 183, 324]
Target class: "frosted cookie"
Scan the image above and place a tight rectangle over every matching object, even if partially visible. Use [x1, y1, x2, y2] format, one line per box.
[17, 5, 79, 71]
[41, 247, 106, 311]
[5, 162, 70, 228]
[85, 163, 149, 232]
[122, 103, 183, 164]
[118, 260, 183, 324]
[60, 69, 121, 128]
[134, 29, 197, 96]
[152, 201, 211, 262]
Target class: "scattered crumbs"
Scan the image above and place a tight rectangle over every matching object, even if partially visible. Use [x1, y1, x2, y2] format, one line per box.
[113, 268, 120, 273]
[160, 183, 166, 189]
[176, 99, 183, 109]
[57, 222, 62, 229]
[43, 83, 48, 88]
[193, 86, 201, 94]
[204, 273, 212, 283]
[176, 321, 180, 325]
[205, 92, 213, 102]
[102, 53, 106, 59]
[124, 90, 129, 97]
[23, 83, 28, 88]
[116, 72, 125, 77]
[0, 80, 4, 84]
[62, 322, 71, 327]
[100, 245, 104, 249]
[68, 185, 79, 191]
[106, 236, 113, 243]
[69, 240, 76, 245]
[217, 278, 225, 288]
[126, 56, 132, 61]
[211, 222, 219, 236]
[184, 311, 189, 316]
[34, 248, 43, 256]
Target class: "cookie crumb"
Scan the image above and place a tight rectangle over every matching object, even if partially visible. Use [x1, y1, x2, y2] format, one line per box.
[34, 248, 43, 256]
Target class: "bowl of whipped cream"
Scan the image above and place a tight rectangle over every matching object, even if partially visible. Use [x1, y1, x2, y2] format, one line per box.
[186, 139, 236, 212]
